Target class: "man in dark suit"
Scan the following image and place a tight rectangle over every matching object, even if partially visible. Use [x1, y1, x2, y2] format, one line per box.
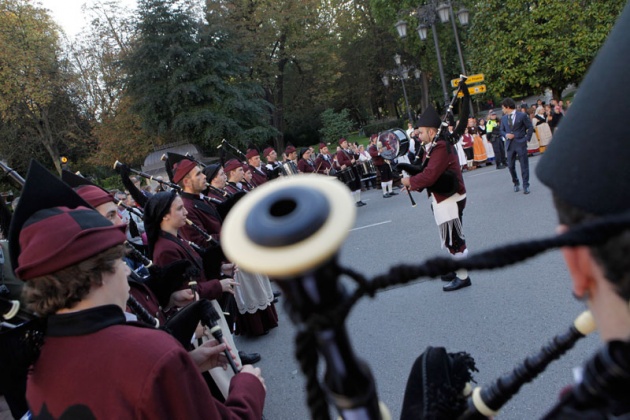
[500, 97, 534, 194]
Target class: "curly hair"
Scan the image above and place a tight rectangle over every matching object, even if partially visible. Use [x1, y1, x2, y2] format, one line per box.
[554, 195, 630, 300]
[21, 244, 126, 316]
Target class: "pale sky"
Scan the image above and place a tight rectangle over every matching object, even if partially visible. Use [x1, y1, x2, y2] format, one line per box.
[42, 0, 137, 39]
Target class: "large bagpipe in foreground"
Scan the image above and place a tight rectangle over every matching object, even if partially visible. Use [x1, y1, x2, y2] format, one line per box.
[221, 174, 630, 419]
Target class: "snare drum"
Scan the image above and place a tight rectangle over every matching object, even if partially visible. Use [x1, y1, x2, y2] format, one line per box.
[336, 168, 355, 186]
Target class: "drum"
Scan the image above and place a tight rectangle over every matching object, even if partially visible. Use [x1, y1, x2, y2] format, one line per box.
[280, 162, 298, 176]
[378, 129, 410, 161]
[357, 161, 370, 177]
[366, 161, 377, 175]
[357, 161, 377, 182]
[336, 168, 355, 186]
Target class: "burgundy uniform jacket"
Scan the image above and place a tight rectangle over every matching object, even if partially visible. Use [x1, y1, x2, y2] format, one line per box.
[336, 148, 355, 168]
[314, 154, 333, 174]
[368, 145, 385, 165]
[297, 158, 316, 173]
[27, 305, 265, 419]
[153, 231, 222, 301]
[250, 166, 268, 187]
[409, 140, 466, 203]
[180, 192, 222, 245]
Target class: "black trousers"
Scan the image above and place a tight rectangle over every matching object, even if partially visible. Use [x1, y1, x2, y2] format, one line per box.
[489, 137, 506, 165]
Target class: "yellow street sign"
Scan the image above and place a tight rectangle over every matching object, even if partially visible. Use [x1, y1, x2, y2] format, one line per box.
[451, 74, 484, 88]
[454, 84, 487, 97]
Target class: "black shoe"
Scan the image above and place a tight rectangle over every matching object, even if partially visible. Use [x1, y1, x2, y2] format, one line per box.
[514, 185, 520, 192]
[273, 291, 281, 298]
[443, 277, 471, 292]
[359, 201, 367, 206]
[383, 193, 391, 198]
[388, 191, 398, 196]
[355, 201, 365, 207]
[441, 272, 456, 282]
[272, 297, 279, 304]
[524, 187, 530, 194]
[239, 351, 261, 364]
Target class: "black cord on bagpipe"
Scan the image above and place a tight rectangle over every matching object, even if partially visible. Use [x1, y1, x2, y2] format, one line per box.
[296, 330, 332, 420]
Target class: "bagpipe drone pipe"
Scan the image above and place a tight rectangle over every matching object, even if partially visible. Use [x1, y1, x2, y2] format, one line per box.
[220, 174, 630, 420]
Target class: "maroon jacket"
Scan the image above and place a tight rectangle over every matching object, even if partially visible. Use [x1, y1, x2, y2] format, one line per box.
[314, 154, 333, 174]
[409, 140, 466, 203]
[27, 305, 265, 419]
[179, 192, 222, 245]
[336, 148, 355, 168]
[297, 158, 316, 173]
[368, 144, 385, 165]
[250, 166, 268, 187]
[153, 231, 222, 301]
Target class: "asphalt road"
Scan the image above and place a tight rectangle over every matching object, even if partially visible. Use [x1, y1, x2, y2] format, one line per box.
[234, 155, 601, 420]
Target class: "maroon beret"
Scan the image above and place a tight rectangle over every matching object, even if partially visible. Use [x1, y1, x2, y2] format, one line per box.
[319, 142, 327, 150]
[224, 159, 242, 173]
[338, 138, 348, 146]
[246, 149, 259, 159]
[16, 206, 126, 280]
[263, 147, 275, 158]
[172, 159, 197, 184]
[285, 145, 296, 154]
[75, 185, 114, 208]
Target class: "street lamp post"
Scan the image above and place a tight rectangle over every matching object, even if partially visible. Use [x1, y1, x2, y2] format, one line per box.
[382, 54, 417, 123]
[396, 0, 471, 108]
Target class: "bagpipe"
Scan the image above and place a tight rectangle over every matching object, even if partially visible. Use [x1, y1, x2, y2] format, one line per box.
[113, 159, 181, 192]
[221, 174, 630, 419]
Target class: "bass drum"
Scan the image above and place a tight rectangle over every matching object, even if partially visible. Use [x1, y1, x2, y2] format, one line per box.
[378, 129, 410, 161]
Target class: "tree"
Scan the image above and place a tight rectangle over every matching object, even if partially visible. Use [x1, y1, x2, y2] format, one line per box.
[467, 0, 626, 99]
[124, 0, 276, 152]
[319, 108, 353, 144]
[206, 0, 334, 151]
[0, 0, 79, 174]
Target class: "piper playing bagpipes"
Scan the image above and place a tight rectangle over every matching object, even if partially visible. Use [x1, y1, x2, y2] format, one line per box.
[400, 79, 472, 292]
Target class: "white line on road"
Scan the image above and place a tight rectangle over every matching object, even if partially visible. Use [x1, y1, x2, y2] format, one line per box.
[350, 220, 392, 232]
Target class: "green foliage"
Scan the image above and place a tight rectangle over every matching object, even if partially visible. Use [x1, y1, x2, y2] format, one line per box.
[319, 108, 354, 144]
[124, 0, 276, 150]
[468, 0, 626, 99]
[361, 118, 407, 137]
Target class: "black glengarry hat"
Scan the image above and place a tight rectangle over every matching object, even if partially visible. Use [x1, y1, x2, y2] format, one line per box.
[417, 105, 441, 129]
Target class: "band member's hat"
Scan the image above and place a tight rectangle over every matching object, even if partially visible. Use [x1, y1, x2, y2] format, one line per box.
[246, 149, 260, 159]
[536, 2, 630, 216]
[61, 170, 114, 207]
[9, 161, 125, 280]
[285, 145, 296, 155]
[224, 159, 242, 173]
[203, 163, 221, 181]
[416, 105, 441, 129]
[338, 138, 348, 146]
[263, 147, 275, 158]
[165, 152, 195, 183]
[299, 147, 310, 158]
[172, 158, 197, 184]
[319, 142, 327, 150]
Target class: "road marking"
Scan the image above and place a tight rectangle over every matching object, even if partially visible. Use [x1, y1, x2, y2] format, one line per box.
[350, 220, 392, 232]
